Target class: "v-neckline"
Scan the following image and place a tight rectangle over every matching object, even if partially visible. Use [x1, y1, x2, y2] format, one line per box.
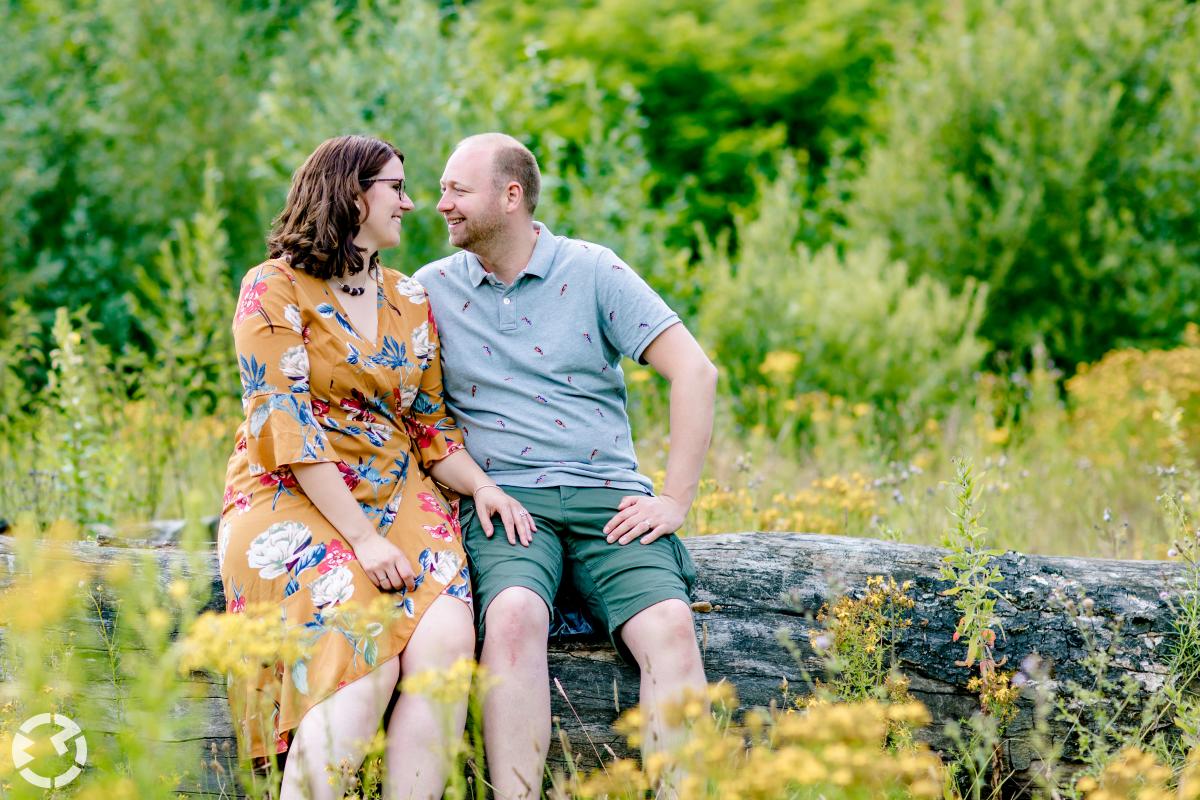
[323, 276, 383, 349]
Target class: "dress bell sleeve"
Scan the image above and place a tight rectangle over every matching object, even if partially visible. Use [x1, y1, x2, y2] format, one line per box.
[233, 261, 333, 475]
[402, 296, 465, 470]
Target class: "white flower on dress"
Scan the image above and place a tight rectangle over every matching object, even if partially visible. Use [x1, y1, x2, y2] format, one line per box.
[247, 521, 312, 580]
[430, 550, 463, 585]
[411, 321, 434, 367]
[278, 345, 310, 382]
[396, 384, 418, 410]
[309, 565, 355, 607]
[367, 421, 393, 444]
[218, 520, 231, 571]
[395, 276, 427, 304]
[283, 304, 303, 334]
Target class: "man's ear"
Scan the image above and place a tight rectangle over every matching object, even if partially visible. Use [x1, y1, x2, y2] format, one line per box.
[505, 181, 524, 212]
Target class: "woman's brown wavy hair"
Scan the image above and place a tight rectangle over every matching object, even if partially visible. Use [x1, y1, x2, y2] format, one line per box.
[267, 135, 404, 281]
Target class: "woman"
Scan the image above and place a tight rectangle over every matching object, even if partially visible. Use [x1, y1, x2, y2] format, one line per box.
[218, 135, 534, 799]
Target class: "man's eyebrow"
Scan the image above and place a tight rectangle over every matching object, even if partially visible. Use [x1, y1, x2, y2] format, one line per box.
[441, 179, 471, 190]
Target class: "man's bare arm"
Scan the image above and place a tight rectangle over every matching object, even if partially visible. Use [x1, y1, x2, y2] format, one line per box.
[603, 322, 718, 545]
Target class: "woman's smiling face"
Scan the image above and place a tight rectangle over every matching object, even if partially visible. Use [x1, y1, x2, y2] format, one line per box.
[356, 155, 414, 256]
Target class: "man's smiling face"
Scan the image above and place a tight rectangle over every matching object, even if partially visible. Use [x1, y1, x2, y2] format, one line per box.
[436, 144, 506, 252]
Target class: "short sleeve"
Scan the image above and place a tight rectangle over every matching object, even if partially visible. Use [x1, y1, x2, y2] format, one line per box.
[402, 291, 465, 470]
[233, 261, 332, 474]
[595, 249, 681, 364]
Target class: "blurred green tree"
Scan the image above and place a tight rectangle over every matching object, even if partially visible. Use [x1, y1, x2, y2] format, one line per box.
[844, 0, 1200, 369]
[473, 0, 934, 240]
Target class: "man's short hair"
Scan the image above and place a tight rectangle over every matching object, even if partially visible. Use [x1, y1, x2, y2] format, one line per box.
[493, 143, 541, 214]
[456, 133, 541, 214]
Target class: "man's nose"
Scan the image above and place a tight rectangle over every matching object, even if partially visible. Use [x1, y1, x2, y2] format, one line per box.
[436, 192, 453, 213]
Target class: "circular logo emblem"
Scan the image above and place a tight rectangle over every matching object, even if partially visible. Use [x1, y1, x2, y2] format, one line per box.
[11, 713, 88, 789]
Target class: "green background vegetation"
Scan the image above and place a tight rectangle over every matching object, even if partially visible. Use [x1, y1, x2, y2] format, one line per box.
[7, 2, 1200, 796]
[4, 0, 1200, 557]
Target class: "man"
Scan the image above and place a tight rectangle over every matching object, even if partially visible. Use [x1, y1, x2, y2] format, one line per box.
[415, 133, 717, 799]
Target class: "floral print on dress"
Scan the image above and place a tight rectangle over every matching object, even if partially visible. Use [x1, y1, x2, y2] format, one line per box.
[219, 259, 469, 761]
[396, 275, 427, 304]
[247, 521, 312, 580]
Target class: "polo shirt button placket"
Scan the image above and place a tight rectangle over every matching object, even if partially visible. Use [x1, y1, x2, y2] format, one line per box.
[499, 287, 518, 332]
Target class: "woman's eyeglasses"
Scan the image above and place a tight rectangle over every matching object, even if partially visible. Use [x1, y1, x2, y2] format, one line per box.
[360, 177, 407, 200]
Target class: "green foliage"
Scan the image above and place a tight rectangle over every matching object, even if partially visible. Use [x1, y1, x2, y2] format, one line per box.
[939, 459, 1005, 670]
[845, 0, 1200, 367]
[693, 159, 987, 438]
[0, 0, 663, 353]
[126, 160, 237, 414]
[0, 0, 262, 344]
[46, 308, 116, 524]
[475, 0, 933, 238]
[0, 302, 43, 432]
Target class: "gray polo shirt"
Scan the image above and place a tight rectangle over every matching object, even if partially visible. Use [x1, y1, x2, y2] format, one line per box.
[415, 222, 679, 492]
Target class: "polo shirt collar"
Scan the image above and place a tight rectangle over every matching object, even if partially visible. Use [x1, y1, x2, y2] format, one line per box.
[464, 221, 555, 287]
[522, 221, 555, 279]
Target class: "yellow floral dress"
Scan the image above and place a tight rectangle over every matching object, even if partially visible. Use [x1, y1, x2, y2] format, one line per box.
[218, 258, 469, 759]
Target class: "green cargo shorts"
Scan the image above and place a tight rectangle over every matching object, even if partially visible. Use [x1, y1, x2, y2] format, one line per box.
[459, 486, 698, 660]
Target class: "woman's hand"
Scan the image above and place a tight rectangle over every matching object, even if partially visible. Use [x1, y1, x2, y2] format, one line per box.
[351, 534, 417, 592]
[474, 485, 537, 547]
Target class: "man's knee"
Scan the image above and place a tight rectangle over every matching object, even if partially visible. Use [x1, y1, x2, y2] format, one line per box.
[623, 599, 700, 669]
[484, 587, 551, 659]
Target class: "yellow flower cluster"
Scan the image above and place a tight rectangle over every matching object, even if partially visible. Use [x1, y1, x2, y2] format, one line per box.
[177, 603, 312, 678]
[1076, 746, 1200, 800]
[571, 690, 943, 800]
[785, 473, 881, 534]
[759, 350, 802, 378]
[1067, 330, 1200, 464]
[691, 472, 880, 536]
[810, 576, 916, 704]
[965, 669, 1020, 723]
[401, 657, 493, 706]
[0, 555, 88, 633]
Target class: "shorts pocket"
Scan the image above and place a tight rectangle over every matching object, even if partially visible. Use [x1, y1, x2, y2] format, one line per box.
[458, 499, 478, 536]
[668, 535, 698, 597]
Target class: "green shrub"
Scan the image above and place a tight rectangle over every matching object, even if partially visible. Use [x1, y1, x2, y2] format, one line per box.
[0, 0, 262, 346]
[694, 160, 987, 438]
[844, 0, 1200, 367]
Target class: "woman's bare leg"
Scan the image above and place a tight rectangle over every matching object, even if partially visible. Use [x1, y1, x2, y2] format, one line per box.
[280, 656, 401, 800]
[385, 594, 476, 800]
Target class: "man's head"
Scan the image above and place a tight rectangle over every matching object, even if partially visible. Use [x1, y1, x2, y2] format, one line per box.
[437, 133, 541, 252]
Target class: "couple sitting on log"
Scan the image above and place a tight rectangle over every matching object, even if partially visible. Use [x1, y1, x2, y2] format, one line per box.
[218, 132, 719, 799]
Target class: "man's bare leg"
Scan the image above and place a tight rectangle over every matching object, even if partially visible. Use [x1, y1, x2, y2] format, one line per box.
[479, 586, 551, 800]
[620, 599, 707, 765]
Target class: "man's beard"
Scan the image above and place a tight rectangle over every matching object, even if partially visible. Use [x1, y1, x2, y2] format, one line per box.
[453, 211, 506, 252]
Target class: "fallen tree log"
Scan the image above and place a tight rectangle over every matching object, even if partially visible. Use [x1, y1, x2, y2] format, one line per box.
[0, 532, 1187, 797]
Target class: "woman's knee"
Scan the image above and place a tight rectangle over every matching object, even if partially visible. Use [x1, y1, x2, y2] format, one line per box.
[404, 595, 476, 672]
[297, 656, 399, 745]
